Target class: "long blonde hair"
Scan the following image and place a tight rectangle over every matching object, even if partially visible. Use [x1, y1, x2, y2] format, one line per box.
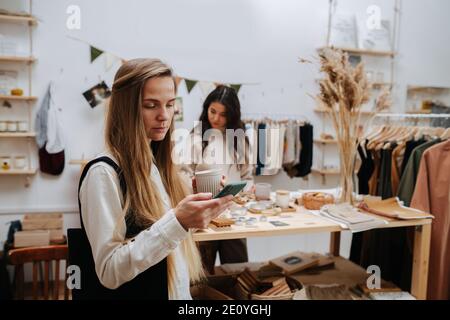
[105, 58, 204, 298]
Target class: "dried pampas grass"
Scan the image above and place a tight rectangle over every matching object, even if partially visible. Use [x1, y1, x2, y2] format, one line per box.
[309, 47, 391, 203]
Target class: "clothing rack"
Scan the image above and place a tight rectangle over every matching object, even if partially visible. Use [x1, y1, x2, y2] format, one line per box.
[242, 112, 309, 123]
[369, 113, 450, 127]
[374, 113, 450, 119]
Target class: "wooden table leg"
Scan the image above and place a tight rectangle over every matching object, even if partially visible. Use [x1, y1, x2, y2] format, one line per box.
[329, 232, 341, 257]
[411, 224, 431, 300]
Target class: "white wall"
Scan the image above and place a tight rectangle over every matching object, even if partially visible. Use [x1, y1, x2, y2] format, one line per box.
[1, 0, 450, 264]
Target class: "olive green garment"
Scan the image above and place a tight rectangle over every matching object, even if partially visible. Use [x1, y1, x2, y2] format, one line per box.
[397, 139, 442, 206]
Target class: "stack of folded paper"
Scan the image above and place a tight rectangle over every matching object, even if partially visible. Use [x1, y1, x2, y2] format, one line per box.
[319, 203, 387, 232]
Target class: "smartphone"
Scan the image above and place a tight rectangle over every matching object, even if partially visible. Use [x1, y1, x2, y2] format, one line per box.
[269, 221, 289, 227]
[213, 181, 247, 199]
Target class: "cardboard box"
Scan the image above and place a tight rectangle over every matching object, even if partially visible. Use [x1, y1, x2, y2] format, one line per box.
[191, 285, 233, 300]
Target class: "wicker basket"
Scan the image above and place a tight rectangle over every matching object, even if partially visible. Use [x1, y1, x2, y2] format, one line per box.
[302, 192, 335, 210]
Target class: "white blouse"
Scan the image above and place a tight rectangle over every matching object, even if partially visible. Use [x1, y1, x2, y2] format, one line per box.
[179, 131, 254, 190]
[79, 153, 192, 300]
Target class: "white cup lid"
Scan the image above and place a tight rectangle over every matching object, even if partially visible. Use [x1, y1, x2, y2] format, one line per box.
[195, 169, 222, 176]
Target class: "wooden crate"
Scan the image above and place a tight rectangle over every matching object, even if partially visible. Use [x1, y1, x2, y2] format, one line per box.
[14, 230, 50, 248]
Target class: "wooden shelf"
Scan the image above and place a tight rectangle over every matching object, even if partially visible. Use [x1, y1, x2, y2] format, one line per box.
[407, 86, 449, 93]
[0, 13, 37, 24]
[0, 132, 36, 138]
[0, 94, 37, 101]
[314, 138, 337, 144]
[372, 82, 392, 89]
[318, 46, 395, 57]
[0, 168, 37, 175]
[0, 55, 36, 63]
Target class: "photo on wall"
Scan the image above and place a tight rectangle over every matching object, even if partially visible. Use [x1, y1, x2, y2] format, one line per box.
[82, 81, 111, 108]
[174, 96, 183, 122]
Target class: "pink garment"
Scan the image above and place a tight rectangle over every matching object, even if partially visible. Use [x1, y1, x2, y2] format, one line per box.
[411, 139, 450, 300]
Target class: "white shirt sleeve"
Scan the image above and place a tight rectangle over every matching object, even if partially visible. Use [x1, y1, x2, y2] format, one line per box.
[79, 164, 188, 289]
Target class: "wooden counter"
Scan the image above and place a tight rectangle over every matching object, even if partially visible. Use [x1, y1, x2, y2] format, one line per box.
[193, 205, 432, 300]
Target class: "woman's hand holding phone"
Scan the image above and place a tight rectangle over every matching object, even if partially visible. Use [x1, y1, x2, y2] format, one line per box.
[175, 192, 233, 230]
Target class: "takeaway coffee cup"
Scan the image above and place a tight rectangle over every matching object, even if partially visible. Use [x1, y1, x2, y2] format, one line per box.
[255, 183, 271, 200]
[276, 190, 290, 208]
[194, 169, 222, 196]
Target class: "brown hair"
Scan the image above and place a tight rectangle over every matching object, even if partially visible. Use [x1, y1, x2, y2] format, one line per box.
[105, 58, 204, 298]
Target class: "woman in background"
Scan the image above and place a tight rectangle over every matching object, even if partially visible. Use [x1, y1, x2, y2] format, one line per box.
[181, 85, 254, 274]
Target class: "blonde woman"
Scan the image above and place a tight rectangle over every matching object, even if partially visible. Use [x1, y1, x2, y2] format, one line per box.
[76, 59, 233, 299]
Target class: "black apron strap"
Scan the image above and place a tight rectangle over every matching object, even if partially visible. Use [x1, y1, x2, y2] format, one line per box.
[77, 156, 126, 230]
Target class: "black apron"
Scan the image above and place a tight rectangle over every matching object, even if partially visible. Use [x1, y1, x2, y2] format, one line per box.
[68, 156, 168, 300]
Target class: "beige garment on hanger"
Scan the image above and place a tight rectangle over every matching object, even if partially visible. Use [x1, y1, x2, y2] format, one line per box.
[391, 142, 406, 195]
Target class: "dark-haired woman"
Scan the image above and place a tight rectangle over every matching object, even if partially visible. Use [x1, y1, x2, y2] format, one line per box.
[181, 85, 254, 274]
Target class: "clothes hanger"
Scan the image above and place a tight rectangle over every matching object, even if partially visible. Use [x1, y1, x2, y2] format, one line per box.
[368, 126, 397, 149]
[396, 126, 417, 143]
[366, 126, 389, 149]
[433, 127, 445, 138]
[440, 127, 450, 140]
[373, 125, 405, 150]
[364, 125, 385, 141]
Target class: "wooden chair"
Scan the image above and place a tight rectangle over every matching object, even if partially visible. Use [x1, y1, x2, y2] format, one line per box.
[8, 245, 70, 300]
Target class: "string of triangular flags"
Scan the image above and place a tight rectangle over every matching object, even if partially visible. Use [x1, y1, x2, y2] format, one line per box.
[88, 43, 247, 94]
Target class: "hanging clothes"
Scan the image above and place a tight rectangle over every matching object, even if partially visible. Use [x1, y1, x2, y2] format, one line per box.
[390, 142, 406, 195]
[34, 82, 66, 175]
[297, 123, 313, 177]
[357, 140, 374, 195]
[377, 142, 397, 199]
[253, 122, 283, 176]
[398, 138, 442, 206]
[368, 150, 381, 196]
[284, 123, 313, 178]
[246, 121, 259, 168]
[351, 140, 412, 291]
[410, 139, 450, 300]
[255, 122, 267, 176]
[259, 122, 285, 176]
[283, 121, 297, 165]
[399, 138, 426, 177]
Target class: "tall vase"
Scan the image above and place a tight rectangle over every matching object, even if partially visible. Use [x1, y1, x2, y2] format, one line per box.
[337, 142, 356, 205]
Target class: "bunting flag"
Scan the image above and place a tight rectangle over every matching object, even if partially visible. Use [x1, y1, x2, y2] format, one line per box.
[198, 81, 216, 98]
[184, 79, 198, 93]
[230, 84, 242, 93]
[90, 46, 104, 63]
[105, 52, 120, 71]
[175, 76, 183, 87]
[68, 36, 258, 95]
